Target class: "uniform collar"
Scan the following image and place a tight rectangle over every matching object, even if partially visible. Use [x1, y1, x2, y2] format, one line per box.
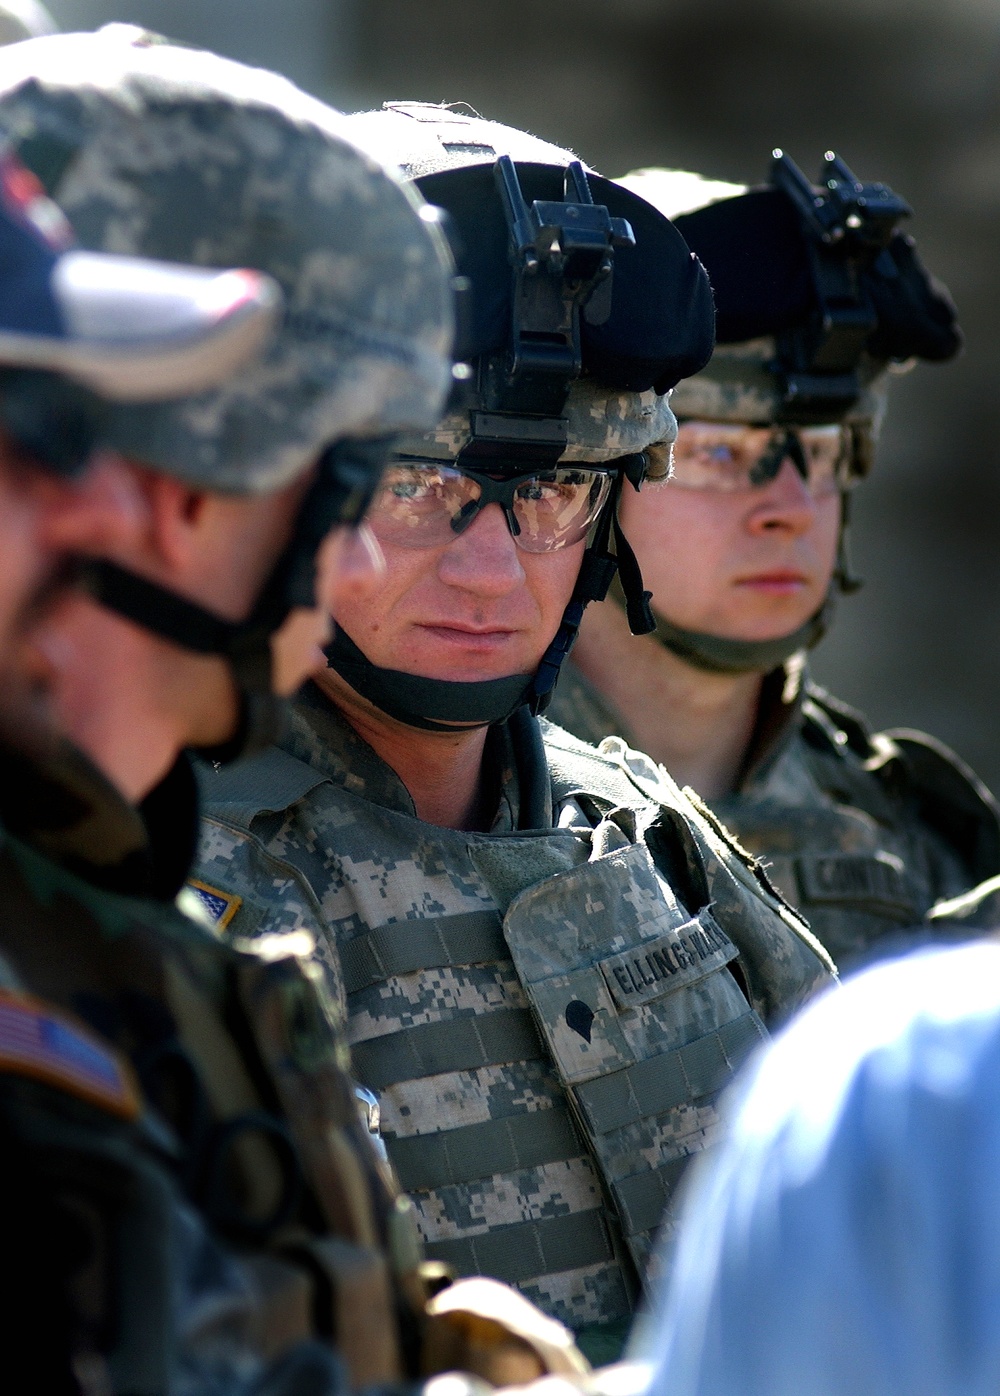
[0, 737, 199, 901]
[286, 681, 524, 832]
[736, 657, 809, 790]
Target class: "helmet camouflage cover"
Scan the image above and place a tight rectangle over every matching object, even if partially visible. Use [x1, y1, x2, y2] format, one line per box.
[0, 26, 455, 494]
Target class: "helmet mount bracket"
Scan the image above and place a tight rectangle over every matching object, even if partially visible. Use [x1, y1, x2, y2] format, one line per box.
[770, 149, 911, 421]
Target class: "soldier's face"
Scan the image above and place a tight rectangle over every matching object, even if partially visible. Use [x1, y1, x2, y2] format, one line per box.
[331, 498, 584, 683]
[619, 454, 841, 641]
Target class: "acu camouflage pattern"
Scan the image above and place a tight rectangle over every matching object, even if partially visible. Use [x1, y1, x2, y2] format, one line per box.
[396, 379, 677, 468]
[0, 739, 417, 1391]
[0, 26, 455, 493]
[195, 687, 832, 1341]
[667, 337, 888, 481]
[550, 660, 1000, 969]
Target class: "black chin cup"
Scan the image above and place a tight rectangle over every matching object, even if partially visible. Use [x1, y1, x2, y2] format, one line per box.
[325, 626, 534, 732]
[81, 435, 399, 763]
[652, 605, 832, 676]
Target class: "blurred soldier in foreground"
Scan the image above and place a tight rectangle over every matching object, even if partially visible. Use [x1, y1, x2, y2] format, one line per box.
[642, 939, 1000, 1396]
[550, 152, 999, 969]
[193, 103, 835, 1365]
[0, 27, 549, 1395]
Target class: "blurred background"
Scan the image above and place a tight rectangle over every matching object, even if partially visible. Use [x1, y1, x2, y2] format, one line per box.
[37, 0, 1000, 790]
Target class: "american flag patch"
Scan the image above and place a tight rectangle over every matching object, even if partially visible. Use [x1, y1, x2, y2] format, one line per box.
[0, 991, 140, 1119]
[187, 879, 242, 931]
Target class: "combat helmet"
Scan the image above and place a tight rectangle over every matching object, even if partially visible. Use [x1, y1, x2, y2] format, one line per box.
[0, 27, 456, 755]
[619, 152, 962, 674]
[326, 102, 715, 730]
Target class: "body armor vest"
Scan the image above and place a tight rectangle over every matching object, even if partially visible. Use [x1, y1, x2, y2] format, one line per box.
[551, 662, 1000, 968]
[196, 703, 833, 1338]
[715, 692, 1000, 967]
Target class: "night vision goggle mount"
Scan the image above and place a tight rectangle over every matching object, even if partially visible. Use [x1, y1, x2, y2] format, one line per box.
[770, 149, 911, 422]
[460, 156, 635, 468]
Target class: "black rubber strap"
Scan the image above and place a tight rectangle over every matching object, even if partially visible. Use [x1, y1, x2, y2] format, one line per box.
[575, 1010, 766, 1135]
[351, 1009, 543, 1090]
[326, 627, 534, 732]
[341, 910, 507, 995]
[386, 1105, 581, 1191]
[425, 1208, 613, 1285]
[83, 559, 243, 656]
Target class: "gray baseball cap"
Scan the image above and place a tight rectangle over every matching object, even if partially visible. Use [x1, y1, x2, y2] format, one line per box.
[0, 25, 455, 494]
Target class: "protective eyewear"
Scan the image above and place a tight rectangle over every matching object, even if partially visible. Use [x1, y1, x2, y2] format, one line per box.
[366, 458, 614, 553]
[671, 422, 853, 497]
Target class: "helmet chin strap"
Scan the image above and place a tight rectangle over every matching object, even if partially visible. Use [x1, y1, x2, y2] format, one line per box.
[80, 440, 392, 764]
[324, 627, 535, 732]
[651, 603, 833, 675]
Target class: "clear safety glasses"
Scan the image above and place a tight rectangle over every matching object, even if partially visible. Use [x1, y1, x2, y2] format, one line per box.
[671, 422, 853, 497]
[365, 458, 615, 553]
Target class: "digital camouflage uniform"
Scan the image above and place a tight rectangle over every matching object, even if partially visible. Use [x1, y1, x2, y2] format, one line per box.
[550, 660, 1000, 969]
[194, 687, 834, 1360]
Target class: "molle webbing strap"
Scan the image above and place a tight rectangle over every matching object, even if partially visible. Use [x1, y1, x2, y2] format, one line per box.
[341, 910, 507, 995]
[351, 1009, 543, 1090]
[425, 1209, 614, 1286]
[611, 1155, 695, 1237]
[574, 1010, 766, 1136]
[386, 1105, 581, 1192]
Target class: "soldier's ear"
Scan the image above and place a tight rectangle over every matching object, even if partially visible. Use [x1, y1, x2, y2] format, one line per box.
[100, 460, 203, 571]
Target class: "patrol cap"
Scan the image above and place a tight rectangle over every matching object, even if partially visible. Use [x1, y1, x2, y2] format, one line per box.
[0, 26, 455, 494]
[343, 103, 714, 472]
[0, 147, 280, 404]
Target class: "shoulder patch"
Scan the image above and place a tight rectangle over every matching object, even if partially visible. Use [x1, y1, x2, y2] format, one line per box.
[187, 878, 243, 931]
[0, 991, 140, 1119]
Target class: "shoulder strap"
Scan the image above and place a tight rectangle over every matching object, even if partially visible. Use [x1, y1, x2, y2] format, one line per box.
[194, 747, 327, 831]
[801, 683, 877, 760]
[880, 728, 1000, 883]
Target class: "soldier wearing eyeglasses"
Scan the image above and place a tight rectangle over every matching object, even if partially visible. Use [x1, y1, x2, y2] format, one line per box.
[550, 153, 1000, 971]
[194, 106, 836, 1365]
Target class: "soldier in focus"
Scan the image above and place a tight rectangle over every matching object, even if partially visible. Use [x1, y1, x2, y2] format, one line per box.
[549, 153, 999, 970]
[0, 28, 560, 1395]
[191, 104, 836, 1366]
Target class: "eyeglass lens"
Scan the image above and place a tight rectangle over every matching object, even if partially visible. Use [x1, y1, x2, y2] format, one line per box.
[366, 461, 613, 553]
[670, 423, 850, 496]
